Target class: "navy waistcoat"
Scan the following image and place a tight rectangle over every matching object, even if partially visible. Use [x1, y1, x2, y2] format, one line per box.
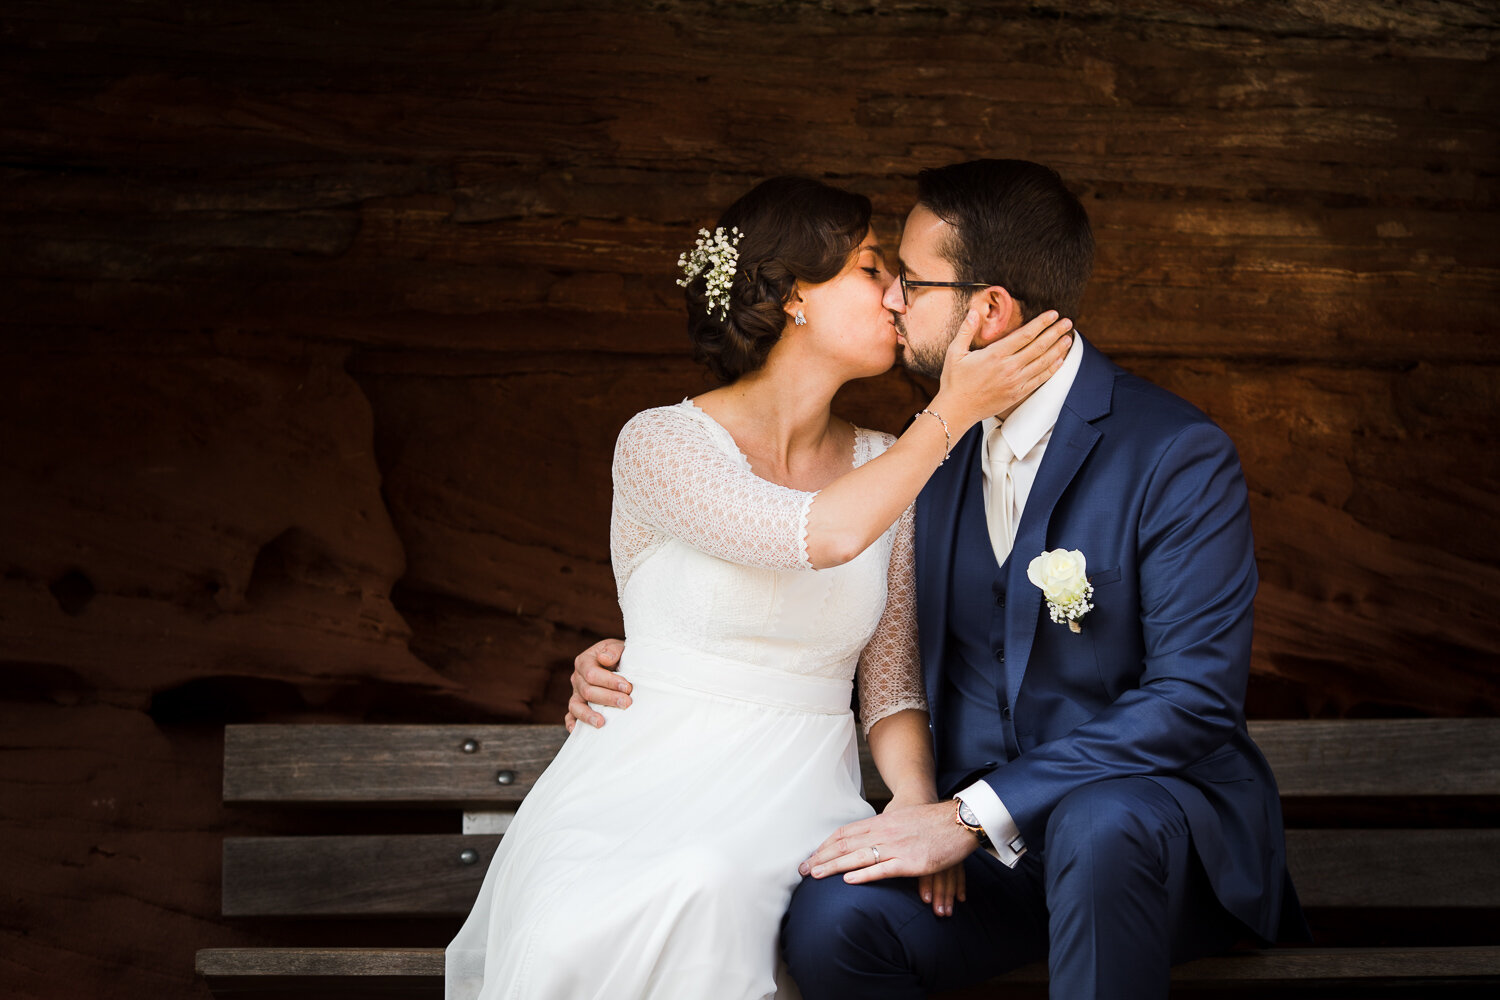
[935, 454, 1021, 794]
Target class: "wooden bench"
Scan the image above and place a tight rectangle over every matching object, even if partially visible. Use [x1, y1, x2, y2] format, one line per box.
[196, 719, 1500, 997]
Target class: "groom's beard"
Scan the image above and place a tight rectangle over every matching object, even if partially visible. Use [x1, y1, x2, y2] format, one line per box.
[897, 296, 969, 378]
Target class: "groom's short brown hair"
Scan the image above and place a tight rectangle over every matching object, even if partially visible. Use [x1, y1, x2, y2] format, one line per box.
[916, 159, 1093, 320]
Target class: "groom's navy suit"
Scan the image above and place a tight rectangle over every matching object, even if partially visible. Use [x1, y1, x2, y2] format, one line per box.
[786, 336, 1304, 998]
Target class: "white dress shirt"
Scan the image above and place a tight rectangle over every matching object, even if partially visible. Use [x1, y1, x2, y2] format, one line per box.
[956, 331, 1085, 867]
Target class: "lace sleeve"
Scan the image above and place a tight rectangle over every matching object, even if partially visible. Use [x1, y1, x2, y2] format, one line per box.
[856, 502, 926, 734]
[612, 405, 815, 572]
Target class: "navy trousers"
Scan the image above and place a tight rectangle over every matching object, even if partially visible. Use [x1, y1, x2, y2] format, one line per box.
[782, 778, 1244, 1000]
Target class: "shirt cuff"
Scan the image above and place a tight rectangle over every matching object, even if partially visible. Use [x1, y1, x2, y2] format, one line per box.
[957, 780, 1028, 868]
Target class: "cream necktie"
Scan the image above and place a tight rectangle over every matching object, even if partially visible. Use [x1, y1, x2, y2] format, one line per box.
[987, 425, 1016, 567]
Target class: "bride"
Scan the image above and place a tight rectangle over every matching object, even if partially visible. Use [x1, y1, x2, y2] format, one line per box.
[446, 176, 1072, 999]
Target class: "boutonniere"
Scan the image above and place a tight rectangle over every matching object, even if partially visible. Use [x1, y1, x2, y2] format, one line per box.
[1027, 549, 1095, 634]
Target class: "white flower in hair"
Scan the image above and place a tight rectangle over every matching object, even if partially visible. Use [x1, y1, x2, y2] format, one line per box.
[676, 226, 742, 321]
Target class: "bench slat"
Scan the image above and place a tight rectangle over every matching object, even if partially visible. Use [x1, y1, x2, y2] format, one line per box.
[199, 948, 444, 978]
[858, 718, 1500, 802]
[226, 720, 1500, 807]
[223, 835, 502, 917]
[1249, 719, 1500, 797]
[222, 828, 1500, 917]
[197, 947, 444, 997]
[223, 725, 567, 806]
[196, 945, 1500, 995]
[1287, 828, 1500, 907]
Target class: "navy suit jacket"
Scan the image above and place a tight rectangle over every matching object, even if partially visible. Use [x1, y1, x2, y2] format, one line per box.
[915, 336, 1300, 942]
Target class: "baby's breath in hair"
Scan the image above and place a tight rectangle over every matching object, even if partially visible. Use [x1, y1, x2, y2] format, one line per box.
[676, 226, 742, 320]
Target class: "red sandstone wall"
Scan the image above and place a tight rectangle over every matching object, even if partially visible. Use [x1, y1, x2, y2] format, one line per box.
[2, 2, 1497, 996]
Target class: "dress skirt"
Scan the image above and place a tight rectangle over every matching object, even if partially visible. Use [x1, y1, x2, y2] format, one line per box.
[445, 636, 876, 1000]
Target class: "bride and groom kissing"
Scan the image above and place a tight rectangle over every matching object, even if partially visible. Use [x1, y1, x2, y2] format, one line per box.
[447, 159, 1306, 999]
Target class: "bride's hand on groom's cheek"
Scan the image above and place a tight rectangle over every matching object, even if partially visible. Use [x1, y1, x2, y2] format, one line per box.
[564, 638, 630, 732]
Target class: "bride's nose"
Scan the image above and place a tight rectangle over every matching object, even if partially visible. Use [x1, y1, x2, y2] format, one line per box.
[882, 278, 905, 313]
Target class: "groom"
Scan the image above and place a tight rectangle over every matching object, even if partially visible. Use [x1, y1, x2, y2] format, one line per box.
[568, 159, 1304, 998]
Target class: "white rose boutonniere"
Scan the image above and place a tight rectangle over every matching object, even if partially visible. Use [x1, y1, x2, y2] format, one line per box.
[1027, 548, 1094, 634]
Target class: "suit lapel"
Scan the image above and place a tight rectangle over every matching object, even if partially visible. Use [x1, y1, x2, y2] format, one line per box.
[915, 423, 984, 711]
[1003, 338, 1116, 709]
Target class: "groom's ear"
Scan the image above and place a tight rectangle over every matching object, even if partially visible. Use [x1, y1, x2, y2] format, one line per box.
[969, 286, 1021, 347]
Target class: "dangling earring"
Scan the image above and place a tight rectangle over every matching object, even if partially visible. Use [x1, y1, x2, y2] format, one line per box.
[794, 309, 807, 326]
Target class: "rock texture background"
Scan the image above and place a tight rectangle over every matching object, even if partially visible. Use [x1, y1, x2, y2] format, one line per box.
[2, 1, 1497, 996]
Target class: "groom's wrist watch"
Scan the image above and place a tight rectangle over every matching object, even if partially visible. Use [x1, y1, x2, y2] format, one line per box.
[953, 797, 992, 848]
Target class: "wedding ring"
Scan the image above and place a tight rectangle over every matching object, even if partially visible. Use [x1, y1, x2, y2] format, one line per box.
[871, 846, 880, 863]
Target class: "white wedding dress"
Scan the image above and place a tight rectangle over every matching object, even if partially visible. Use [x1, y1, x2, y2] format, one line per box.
[446, 400, 926, 1000]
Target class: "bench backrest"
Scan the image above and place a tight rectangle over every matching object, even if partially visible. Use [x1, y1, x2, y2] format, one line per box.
[220, 719, 1500, 918]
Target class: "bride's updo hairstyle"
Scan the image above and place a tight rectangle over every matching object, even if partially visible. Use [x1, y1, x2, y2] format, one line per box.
[683, 176, 872, 383]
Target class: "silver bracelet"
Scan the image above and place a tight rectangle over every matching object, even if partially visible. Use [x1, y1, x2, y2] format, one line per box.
[916, 408, 951, 465]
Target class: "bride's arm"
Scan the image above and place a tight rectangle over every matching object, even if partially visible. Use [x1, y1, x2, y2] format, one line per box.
[866, 709, 938, 806]
[858, 505, 934, 799]
[614, 311, 1071, 573]
[856, 507, 965, 916]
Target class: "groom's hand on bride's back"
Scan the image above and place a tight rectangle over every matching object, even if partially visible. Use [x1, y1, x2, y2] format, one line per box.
[564, 638, 631, 731]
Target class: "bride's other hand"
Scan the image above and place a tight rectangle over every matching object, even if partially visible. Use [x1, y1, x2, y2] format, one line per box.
[564, 638, 631, 732]
[799, 801, 976, 887]
[919, 863, 966, 918]
[884, 793, 964, 917]
[931, 308, 1073, 428]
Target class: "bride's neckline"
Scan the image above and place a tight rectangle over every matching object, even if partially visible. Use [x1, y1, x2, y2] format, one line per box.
[679, 398, 865, 488]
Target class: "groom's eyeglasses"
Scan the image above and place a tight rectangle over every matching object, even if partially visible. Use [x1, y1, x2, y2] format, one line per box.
[898, 264, 995, 306]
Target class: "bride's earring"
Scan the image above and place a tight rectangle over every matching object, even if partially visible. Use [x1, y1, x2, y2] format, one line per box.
[794, 309, 807, 326]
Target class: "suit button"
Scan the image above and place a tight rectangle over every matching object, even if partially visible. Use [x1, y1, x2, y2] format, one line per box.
[994, 592, 1006, 608]
[994, 646, 1005, 662]
[1003, 707, 1013, 720]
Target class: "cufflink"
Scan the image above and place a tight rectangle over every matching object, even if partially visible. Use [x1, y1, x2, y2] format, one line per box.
[996, 834, 1028, 868]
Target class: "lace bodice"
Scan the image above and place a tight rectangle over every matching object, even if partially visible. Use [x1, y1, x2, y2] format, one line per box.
[610, 402, 925, 732]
